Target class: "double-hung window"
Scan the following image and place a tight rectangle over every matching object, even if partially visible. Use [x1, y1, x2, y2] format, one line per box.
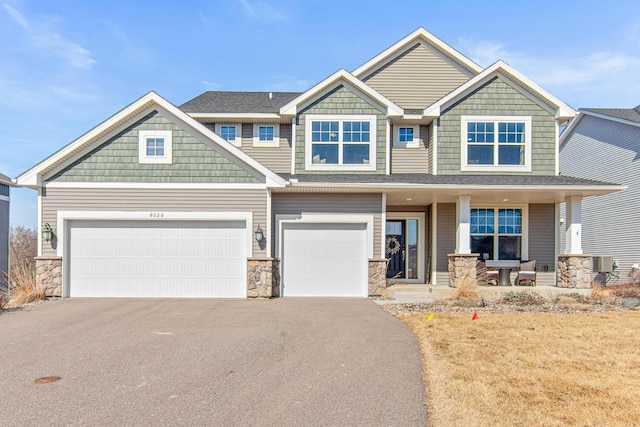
[215, 124, 242, 147]
[461, 116, 531, 172]
[471, 208, 524, 262]
[253, 124, 280, 147]
[305, 115, 376, 171]
[138, 130, 172, 164]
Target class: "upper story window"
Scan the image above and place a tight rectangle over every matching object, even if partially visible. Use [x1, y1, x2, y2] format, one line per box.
[253, 124, 280, 148]
[305, 115, 376, 171]
[394, 125, 419, 148]
[215, 124, 242, 147]
[471, 208, 524, 262]
[461, 116, 531, 172]
[138, 130, 172, 164]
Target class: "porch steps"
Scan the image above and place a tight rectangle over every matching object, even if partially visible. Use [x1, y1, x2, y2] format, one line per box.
[383, 284, 592, 302]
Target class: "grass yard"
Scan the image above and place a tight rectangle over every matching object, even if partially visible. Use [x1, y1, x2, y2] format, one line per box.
[400, 312, 640, 426]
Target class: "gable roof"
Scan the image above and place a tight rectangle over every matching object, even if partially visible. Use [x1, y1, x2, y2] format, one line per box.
[279, 69, 404, 116]
[180, 91, 301, 115]
[16, 92, 286, 189]
[0, 173, 17, 187]
[423, 60, 576, 122]
[559, 105, 640, 148]
[582, 106, 640, 124]
[352, 28, 483, 79]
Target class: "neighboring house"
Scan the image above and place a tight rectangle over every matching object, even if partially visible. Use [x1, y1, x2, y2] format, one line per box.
[0, 173, 17, 289]
[17, 28, 623, 299]
[560, 106, 640, 278]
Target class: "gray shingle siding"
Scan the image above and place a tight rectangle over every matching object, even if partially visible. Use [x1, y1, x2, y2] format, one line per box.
[438, 77, 557, 175]
[560, 114, 640, 275]
[295, 85, 387, 174]
[48, 111, 263, 184]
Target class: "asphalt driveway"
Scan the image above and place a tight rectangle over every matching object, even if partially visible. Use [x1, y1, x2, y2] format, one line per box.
[0, 298, 426, 426]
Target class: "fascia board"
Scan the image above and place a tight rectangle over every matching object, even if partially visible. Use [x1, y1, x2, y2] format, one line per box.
[558, 113, 584, 148]
[279, 69, 403, 117]
[352, 27, 483, 78]
[580, 110, 640, 129]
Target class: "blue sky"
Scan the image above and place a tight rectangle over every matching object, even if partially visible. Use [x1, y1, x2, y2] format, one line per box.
[2, 0, 640, 229]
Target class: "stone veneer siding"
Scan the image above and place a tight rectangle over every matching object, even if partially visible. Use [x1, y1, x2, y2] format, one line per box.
[247, 258, 280, 298]
[35, 257, 62, 297]
[557, 254, 592, 288]
[448, 253, 479, 288]
[368, 259, 387, 296]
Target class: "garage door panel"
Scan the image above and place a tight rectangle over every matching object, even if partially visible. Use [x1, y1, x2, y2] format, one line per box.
[282, 223, 368, 297]
[68, 219, 247, 298]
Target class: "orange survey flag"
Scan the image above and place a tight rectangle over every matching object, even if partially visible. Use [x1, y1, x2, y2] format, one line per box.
[472, 312, 479, 321]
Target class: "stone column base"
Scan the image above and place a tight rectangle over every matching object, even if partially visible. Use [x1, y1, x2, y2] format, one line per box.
[447, 253, 479, 288]
[368, 259, 387, 297]
[557, 254, 592, 288]
[247, 258, 280, 298]
[35, 257, 62, 298]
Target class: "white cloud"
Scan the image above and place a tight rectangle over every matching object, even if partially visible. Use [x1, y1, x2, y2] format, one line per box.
[263, 75, 313, 91]
[3, 3, 28, 28]
[202, 80, 222, 90]
[238, 0, 289, 22]
[456, 37, 640, 107]
[3, 3, 96, 70]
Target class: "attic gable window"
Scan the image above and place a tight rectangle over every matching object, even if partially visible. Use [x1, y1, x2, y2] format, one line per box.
[461, 116, 532, 172]
[215, 123, 242, 147]
[138, 130, 172, 164]
[305, 114, 377, 171]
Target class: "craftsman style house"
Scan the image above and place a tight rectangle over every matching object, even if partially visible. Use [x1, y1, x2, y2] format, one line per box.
[17, 28, 622, 298]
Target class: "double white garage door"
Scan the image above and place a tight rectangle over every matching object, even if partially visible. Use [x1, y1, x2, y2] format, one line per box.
[66, 219, 369, 298]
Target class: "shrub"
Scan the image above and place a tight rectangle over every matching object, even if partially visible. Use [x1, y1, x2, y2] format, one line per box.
[557, 293, 585, 304]
[451, 273, 480, 301]
[7, 226, 43, 306]
[501, 290, 545, 305]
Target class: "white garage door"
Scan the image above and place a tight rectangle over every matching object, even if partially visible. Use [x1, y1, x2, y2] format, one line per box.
[67, 220, 247, 298]
[281, 223, 368, 297]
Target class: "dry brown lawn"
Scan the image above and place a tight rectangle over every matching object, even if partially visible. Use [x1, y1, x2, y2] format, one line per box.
[400, 312, 640, 426]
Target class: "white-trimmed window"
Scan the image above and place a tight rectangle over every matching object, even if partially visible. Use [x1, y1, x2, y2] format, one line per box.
[138, 130, 172, 164]
[471, 208, 526, 262]
[394, 125, 419, 148]
[252, 124, 280, 147]
[305, 114, 377, 171]
[215, 124, 242, 147]
[461, 116, 532, 172]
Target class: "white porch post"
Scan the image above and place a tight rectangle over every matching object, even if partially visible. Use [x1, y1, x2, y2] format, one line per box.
[456, 195, 472, 254]
[565, 195, 583, 254]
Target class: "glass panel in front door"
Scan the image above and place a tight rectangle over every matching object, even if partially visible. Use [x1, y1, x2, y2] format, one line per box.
[386, 221, 405, 279]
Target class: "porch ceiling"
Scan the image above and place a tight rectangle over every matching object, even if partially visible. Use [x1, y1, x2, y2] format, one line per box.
[274, 173, 626, 205]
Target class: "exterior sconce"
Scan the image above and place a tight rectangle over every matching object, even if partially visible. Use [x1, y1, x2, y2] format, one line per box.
[42, 223, 54, 243]
[254, 225, 264, 242]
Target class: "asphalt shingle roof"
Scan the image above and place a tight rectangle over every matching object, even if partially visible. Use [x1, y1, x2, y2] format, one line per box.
[278, 173, 619, 186]
[0, 173, 16, 186]
[583, 106, 640, 124]
[180, 91, 302, 114]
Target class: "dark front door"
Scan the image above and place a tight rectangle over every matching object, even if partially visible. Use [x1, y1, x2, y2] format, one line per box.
[386, 221, 405, 279]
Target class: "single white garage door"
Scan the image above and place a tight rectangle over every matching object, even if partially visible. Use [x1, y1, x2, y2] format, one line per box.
[281, 223, 368, 297]
[67, 219, 247, 298]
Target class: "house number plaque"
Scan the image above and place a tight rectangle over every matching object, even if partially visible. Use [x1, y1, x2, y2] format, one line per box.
[149, 212, 165, 218]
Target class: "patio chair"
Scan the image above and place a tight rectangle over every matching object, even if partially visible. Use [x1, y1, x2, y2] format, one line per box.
[516, 260, 537, 286]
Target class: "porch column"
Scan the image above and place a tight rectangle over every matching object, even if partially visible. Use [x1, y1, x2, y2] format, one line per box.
[565, 195, 583, 254]
[456, 195, 471, 254]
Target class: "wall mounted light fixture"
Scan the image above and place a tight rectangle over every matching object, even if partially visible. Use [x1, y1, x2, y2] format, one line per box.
[42, 223, 54, 243]
[254, 225, 264, 242]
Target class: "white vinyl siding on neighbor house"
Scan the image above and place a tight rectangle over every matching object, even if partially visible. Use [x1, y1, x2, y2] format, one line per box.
[461, 116, 532, 172]
[304, 115, 377, 171]
[66, 219, 248, 298]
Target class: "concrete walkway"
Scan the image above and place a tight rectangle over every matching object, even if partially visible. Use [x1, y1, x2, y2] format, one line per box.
[0, 298, 426, 426]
